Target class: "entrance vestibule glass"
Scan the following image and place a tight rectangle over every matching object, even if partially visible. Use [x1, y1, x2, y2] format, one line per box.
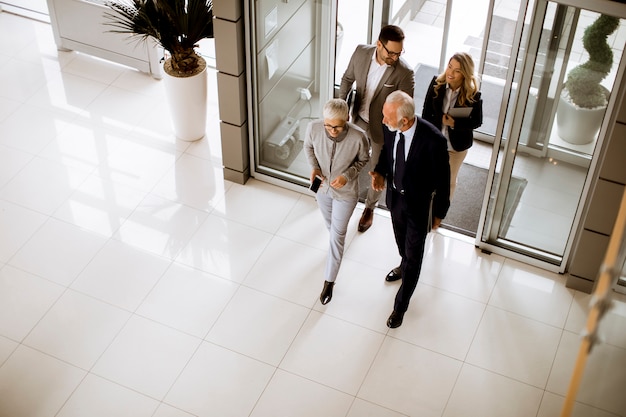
[247, 0, 626, 271]
[480, 1, 625, 266]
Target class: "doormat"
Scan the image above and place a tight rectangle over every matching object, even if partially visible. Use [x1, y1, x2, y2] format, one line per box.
[443, 164, 527, 237]
[358, 163, 527, 237]
[442, 163, 488, 236]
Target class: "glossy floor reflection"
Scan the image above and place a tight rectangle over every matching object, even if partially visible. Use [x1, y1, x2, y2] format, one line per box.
[1, 12, 625, 417]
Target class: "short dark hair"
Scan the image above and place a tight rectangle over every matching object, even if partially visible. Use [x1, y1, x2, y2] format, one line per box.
[378, 25, 405, 44]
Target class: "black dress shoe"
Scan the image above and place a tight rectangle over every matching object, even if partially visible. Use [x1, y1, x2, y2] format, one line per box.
[385, 267, 402, 282]
[320, 281, 335, 305]
[387, 310, 405, 328]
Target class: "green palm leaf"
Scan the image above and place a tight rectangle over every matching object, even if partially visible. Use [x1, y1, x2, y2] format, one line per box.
[104, 0, 214, 75]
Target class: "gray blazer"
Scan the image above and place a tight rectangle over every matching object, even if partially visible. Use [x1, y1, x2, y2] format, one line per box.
[338, 44, 415, 145]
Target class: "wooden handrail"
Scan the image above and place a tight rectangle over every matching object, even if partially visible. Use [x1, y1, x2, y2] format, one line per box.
[560, 187, 626, 416]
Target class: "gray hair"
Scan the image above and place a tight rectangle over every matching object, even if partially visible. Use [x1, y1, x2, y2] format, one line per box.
[386, 90, 415, 120]
[323, 98, 349, 121]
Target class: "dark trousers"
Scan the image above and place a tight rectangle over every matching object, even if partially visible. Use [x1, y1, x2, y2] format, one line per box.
[389, 189, 428, 313]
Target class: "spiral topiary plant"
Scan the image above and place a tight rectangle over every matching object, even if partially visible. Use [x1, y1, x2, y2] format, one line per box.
[563, 14, 619, 109]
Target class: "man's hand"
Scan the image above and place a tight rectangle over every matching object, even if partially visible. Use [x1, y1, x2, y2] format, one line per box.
[370, 171, 385, 192]
[432, 217, 442, 230]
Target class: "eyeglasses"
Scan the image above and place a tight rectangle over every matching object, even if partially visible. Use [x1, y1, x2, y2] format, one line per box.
[324, 124, 345, 131]
[381, 42, 404, 58]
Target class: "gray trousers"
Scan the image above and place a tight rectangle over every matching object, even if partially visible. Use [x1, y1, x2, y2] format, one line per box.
[316, 192, 358, 282]
[355, 117, 383, 209]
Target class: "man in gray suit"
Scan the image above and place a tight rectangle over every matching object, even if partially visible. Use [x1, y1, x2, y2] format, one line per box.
[339, 25, 415, 233]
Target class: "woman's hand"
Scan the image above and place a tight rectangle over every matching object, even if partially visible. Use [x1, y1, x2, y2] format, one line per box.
[330, 175, 347, 189]
[442, 113, 455, 128]
[310, 169, 323, 184]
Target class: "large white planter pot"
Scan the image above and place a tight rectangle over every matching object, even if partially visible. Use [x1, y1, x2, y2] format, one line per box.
[163, 64, 208, 142]
[556, 91, 605, 146]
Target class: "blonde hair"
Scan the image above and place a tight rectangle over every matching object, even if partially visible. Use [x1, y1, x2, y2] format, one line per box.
[434, 52, 480, 106]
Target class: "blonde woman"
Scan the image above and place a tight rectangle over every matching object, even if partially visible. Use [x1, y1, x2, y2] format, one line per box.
[421, 52, 483, 198]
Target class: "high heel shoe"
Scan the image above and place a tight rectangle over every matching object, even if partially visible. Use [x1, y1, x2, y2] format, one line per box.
[320, 281, 334, 305]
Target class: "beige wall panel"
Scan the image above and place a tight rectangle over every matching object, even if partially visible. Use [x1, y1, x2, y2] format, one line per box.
[569, 230, 609, 282]
[213, 0, 242, 22]
[599, 123, 626, 184]
[223, 166, 249, 184]
[616, 84, 626, 124]
[220, 121, 249, 172]
[584, 180, 625, 235]
[565, 274, 595, 293]
[217, 72, 247, 126]
[214, 18, 245, 76]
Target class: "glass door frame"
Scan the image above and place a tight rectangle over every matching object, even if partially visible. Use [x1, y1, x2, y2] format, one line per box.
[475, 0, 626, 272]
[245, 0, 337, 191]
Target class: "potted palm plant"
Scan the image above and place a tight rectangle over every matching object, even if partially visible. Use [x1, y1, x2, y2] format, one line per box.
[104, 0, 214, 141]
[556, 13, 619, 145]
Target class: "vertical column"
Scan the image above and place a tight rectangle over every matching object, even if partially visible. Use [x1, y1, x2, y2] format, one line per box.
[213, 0, 250, 184]
[567, 83, 626, 292]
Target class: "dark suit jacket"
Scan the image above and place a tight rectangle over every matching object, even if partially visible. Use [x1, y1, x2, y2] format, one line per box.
[374, 117, 450, 231]
[339, 44, 415, 145]
[421, 76, 483, 152]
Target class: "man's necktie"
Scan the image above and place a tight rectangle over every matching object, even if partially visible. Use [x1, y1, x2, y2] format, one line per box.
[394, 132, 405, 191]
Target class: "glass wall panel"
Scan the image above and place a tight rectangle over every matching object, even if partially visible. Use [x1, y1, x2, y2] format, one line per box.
[387, 0, 505, 137]
[387, 0, 444, 71]
[250, 0, 335, 183]
[334, 0, 371, 85]
[480, 0, 528, 139]
[391, 0, 447, 114]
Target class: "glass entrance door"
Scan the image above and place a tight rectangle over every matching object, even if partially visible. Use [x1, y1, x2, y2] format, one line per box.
[478, 0, 626, 269]
[334, 0, 532, 239]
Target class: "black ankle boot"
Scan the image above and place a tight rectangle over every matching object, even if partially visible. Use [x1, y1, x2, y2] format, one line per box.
[320, 281, 334, 305]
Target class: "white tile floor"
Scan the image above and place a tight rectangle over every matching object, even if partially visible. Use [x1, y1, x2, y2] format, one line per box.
[1, 11, 626, 417]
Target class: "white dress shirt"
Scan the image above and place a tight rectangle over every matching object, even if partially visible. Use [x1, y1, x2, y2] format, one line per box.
[442, 84, 460, 150]
[358, 51, 388, 123]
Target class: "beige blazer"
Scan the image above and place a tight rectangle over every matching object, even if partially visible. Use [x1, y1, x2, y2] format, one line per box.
[339, 44, 415, 145]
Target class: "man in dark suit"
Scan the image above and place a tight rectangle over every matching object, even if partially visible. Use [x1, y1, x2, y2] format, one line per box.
[370, 91, 450, 328]
[339, 25, 415, 233]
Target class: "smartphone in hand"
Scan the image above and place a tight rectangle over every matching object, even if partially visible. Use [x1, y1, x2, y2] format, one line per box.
[309, 175, 322, 193]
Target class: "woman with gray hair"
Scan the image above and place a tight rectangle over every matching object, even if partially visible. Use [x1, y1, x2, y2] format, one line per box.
[304, 98, 370, 305]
